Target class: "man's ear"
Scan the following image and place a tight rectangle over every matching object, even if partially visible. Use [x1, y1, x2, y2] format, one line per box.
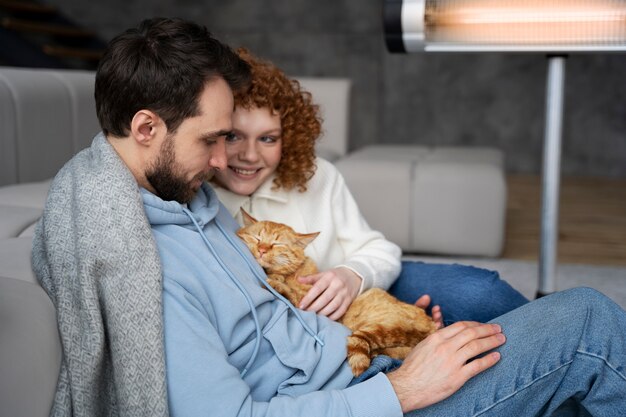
[130, 110, 163, 146]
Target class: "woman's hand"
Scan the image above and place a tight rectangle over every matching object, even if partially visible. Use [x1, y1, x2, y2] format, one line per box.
[297, 267, 362, 320]
[387, 322, 505, 412]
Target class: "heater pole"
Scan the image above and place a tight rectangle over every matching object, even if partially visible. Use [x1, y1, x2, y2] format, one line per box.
[537, 55, 566, 298]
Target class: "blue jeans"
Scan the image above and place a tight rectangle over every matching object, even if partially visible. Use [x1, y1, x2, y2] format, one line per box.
[354, 288, 626, 416]
[389, 261, 529, 324]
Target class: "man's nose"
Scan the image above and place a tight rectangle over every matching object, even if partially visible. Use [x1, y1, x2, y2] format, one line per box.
[209, 138, 228, 171]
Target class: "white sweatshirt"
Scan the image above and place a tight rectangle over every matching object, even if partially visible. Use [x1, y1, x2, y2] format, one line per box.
[213, 158, 402, 292]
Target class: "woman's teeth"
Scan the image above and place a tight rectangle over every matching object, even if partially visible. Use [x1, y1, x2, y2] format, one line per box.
[233, 167, 258, 175]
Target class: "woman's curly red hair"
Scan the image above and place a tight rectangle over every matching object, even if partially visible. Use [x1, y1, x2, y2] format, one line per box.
[234, 48, 322, 192]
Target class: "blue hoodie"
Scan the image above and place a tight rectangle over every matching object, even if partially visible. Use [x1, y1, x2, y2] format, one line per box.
[141, 184, 402, 417]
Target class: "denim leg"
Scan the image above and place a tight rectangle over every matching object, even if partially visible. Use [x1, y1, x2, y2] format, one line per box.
[404, 288, 626, 417]
[388, 261, 529, 324]
[347, 355, 402, 387]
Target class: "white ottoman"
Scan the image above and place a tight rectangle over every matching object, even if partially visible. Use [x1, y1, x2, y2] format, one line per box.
[334, 145, 507, 257]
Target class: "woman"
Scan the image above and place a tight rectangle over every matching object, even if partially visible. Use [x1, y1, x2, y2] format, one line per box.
[212, 49, 528, 324]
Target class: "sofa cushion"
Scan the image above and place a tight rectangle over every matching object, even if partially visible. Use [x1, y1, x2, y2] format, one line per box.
[0, 179, 50, 238]
[297, 77, 351, 161]
[0, 207, 42, 239]
[0, 179, 51, 208]
[0, 68, 99, 186]
[0, 237, 37, 282]
[0, 275, 61, 417]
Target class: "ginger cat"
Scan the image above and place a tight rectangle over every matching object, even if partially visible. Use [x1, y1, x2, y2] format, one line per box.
[236, 210, 437, 376]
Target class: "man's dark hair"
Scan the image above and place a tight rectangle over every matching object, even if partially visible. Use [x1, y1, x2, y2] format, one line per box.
[95, 17, 251, 137]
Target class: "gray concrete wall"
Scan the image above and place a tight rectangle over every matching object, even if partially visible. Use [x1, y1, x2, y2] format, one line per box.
[55, 0, 626, 177]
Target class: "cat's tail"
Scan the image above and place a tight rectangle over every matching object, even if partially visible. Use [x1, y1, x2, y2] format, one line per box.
[346, 332, 373, 377]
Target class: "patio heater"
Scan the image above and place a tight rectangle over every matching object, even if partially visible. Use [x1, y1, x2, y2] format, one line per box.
[384, 0, 626, 298]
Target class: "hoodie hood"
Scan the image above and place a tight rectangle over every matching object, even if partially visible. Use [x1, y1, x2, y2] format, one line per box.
[141, 183, 220, 228]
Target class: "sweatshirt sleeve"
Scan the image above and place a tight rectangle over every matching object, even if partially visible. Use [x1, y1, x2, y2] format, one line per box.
[319, 159, 402, 292]
[162, 277, 403, 417]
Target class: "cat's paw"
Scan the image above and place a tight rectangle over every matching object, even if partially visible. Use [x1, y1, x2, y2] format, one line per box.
[348, 354, 371, 377]
[346, 335, 371, 377]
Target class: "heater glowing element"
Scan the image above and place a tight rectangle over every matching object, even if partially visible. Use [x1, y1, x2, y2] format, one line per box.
[387, 0, 626, 52]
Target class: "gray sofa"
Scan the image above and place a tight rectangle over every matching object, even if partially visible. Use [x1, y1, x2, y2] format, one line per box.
[0, 66, 506, 416]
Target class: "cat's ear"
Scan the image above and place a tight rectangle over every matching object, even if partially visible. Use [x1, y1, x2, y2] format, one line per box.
[240, 208, 258, 226]
[296, 231, 320, 248]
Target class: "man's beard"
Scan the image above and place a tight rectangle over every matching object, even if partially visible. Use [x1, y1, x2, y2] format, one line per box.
[145, 136, 210, 204]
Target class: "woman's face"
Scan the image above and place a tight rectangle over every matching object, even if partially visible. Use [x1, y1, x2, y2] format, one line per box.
[212, 106, 282, 196]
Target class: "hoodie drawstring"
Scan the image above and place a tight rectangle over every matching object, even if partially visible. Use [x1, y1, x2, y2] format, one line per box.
[181, 208, 323, 379]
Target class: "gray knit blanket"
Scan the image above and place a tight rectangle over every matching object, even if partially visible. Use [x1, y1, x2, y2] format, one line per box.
[32, 133, 169, 417]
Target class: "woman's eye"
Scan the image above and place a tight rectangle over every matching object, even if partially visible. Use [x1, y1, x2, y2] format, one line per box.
[259, 136, 278, 144]
[225, 132, 238, 142]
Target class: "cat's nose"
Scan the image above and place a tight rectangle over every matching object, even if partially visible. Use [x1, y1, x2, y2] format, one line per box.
[258, 244, 271, 257]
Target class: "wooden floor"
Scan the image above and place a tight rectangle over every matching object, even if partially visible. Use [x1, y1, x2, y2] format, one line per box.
[502, 175, 626, 266]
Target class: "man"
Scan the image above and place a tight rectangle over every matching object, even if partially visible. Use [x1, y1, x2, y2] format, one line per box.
[33, 17, 626, 417]
[32, 17, 250, 416]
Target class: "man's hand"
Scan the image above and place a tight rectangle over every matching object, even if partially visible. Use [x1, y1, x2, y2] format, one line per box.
[415, 294, 444, 329]
[298, 267, 362, 320]
[387, 322, 505, 412]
